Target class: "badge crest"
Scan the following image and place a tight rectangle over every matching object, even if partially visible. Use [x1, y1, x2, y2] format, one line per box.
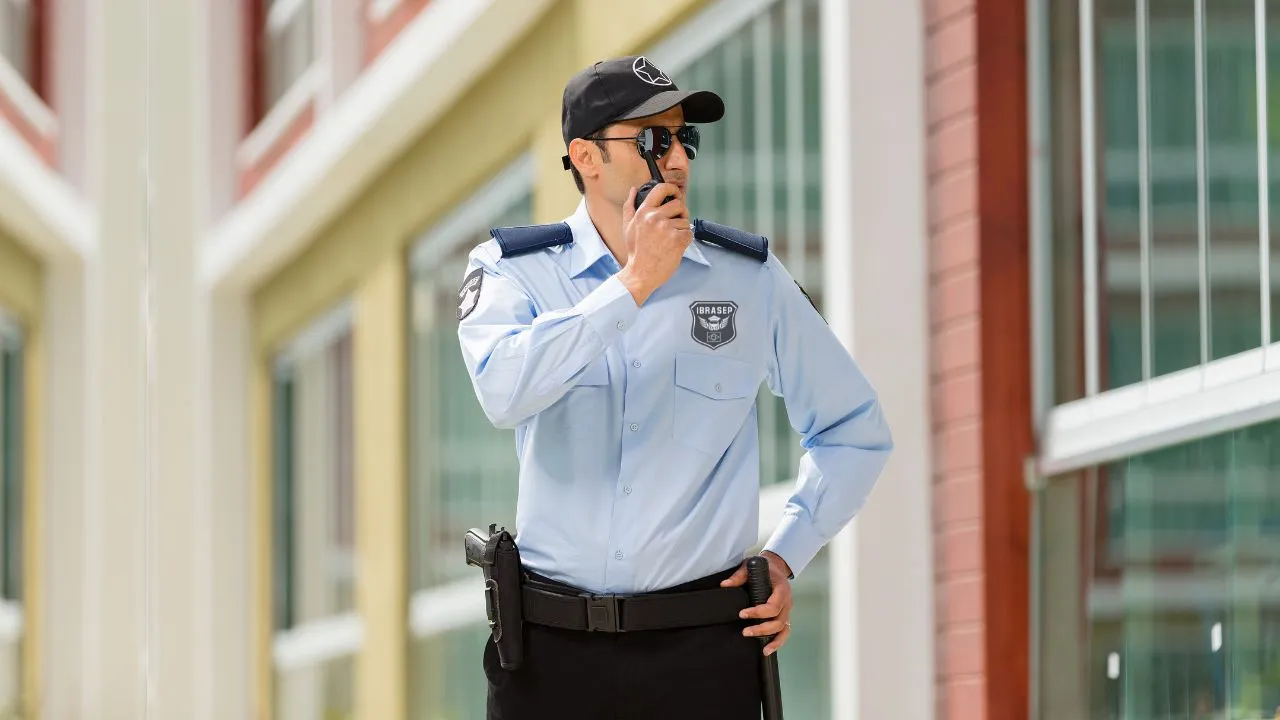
[457, 267, 483, 321]
[690, 301, 738, 350]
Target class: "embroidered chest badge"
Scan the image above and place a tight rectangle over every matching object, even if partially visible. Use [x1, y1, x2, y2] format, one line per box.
[690, 301, 738, 350]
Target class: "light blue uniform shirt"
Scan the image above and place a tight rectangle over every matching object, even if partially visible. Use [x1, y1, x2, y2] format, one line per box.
[456, 200, 892, 594]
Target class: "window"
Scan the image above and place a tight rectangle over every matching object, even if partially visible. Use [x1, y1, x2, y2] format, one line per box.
[256, 0, 316, 122]
[0, 317, 22, 715]
[270, 305, 356, 720]
[1044, 0, 1279, 405]
[407, 157, 532, 720]
[1037, 422, 1280, 719]
[1034, 1, 1280, 717]
[0, 0, 38, 89]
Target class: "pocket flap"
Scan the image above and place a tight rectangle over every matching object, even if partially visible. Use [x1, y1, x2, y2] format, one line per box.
[674, 352, 757, 400]
[573, 357, 610, 386]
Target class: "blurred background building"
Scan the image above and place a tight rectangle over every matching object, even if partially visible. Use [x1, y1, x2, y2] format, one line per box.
[0, 0, 1277, 718]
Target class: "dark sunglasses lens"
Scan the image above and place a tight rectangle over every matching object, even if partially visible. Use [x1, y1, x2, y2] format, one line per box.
[677, 126, 699, 159]
[639, 128, 670, 158]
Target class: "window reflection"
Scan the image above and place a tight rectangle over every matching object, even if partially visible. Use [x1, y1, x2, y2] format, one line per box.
[1038, 420, 1280, 719]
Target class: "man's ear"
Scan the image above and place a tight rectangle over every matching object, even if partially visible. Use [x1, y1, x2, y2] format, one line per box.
[568, 138, 597, 181]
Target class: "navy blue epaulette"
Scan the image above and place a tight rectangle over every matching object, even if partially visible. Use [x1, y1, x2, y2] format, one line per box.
[693, 219, 768, 262]
[491, 223, 574, 258]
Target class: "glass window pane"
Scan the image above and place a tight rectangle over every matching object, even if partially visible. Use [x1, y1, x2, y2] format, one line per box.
[408, 191, 532, 593]
[1205, 0, 1262, 362]
[410, 624, 491, 719]
[263, 0, 315, 111]
[272, 322, 356, 630]
[0, 327, 21, 714]
[0, 0, 33, 85]
[1037, 419, 1280, 718]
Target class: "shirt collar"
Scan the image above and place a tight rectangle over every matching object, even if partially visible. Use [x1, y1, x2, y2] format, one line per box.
[562, 199, 712, 277]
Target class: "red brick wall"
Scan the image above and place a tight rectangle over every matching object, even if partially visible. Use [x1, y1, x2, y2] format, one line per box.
[927, 0, 1032, 717]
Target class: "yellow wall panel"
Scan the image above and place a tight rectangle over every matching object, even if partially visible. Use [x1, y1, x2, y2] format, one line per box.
[573, 0, 704, 68]
[0, 233, 41, 325]
[352, 253, 407, 720]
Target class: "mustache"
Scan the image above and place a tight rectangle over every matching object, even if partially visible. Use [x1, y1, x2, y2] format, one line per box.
[663, 172, 688, 186]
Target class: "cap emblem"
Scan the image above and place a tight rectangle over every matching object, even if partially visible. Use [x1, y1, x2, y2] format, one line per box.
[632, 56, 673, 87]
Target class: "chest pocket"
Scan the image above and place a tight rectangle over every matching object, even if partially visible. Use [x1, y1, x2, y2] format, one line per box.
[672, 352, 760, 456]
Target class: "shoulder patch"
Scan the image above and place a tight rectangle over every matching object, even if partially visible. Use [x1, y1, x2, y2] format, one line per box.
[692, 219, 768, 262]
[457, 267, 484, 321]
[491, 223, 573, 258]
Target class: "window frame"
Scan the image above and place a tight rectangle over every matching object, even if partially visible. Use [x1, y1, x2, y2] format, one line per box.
[269, 301, 363, 692]
[1033, 0, 1280, 478]
[0, 311, 23, 708]
[240, 0, 327, 172]
[0, 0, 56, 138]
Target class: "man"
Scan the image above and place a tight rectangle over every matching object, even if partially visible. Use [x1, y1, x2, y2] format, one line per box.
[456, 55, 892, 719]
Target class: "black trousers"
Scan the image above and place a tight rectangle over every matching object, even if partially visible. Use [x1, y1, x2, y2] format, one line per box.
[483, 566, 762, 720]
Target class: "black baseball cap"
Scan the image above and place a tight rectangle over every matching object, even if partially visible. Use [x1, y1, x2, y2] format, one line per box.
[560, 55, 724, 170]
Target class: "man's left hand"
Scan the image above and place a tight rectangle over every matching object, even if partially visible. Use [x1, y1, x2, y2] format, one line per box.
[720, 550, 794, 656]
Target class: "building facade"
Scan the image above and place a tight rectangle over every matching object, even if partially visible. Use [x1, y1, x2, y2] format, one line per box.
[0, 0, 1275, 718]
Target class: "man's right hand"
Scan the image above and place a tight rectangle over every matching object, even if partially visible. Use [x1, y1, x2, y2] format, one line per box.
[617, 183, 692, 305]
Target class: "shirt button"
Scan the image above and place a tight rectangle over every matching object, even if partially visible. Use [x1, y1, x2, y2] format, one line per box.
[623, 485, 632, 494]
[629, 423, 639, 432]
[715, 383, 723, 393]
[632, 360, 641, 369]
[616, 321, 626, 331]
[614, 551, 624, 560]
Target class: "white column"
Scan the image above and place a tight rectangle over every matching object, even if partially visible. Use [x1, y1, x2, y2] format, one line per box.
[150, 0, 218, 716]
[824, 0, 934, 717]
[82, 0, 149, 713]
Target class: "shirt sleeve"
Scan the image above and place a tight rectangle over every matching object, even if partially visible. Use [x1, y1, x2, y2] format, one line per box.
[759, 254, 894, 578]
[456, 244, 639, 429]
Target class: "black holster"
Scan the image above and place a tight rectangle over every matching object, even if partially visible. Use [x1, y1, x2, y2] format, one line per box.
[464, 524, 524, 670]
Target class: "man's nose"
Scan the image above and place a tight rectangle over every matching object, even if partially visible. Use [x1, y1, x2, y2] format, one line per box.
[663, 138, 690, 171]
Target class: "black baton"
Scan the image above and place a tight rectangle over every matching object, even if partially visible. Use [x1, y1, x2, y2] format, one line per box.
[746, 555, 784, 720]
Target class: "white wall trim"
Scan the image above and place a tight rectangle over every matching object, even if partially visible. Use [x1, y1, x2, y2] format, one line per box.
[367, 0, 403, 23]
[1039, 343, 1280, 475]
[236, 63, 324, 171]
[0, 55, 57, 137]
[0, 121, 93, 263]
[0, 600, 22, 644]
[199, 0, 558, 293]
[272, 611, 364, 672]
[409, 153, 533, 271]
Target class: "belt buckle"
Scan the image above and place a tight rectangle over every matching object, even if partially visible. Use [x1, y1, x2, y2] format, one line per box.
[583, 593, 622, 632]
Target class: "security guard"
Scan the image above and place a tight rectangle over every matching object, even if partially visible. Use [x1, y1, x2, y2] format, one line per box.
[456, 55, 892, 719]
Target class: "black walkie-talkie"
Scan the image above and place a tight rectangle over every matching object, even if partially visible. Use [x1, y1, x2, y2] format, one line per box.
[634, 146, 675, 209]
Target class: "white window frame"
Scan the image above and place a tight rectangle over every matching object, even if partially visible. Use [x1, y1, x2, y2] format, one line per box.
[0, 0, 57, 138]
[270, 301, 362, 682]
[237, 0, 328, 172]
[1035, 0, 1280, 478]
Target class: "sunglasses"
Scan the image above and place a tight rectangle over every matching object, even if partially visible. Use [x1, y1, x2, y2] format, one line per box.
[589, 125, 701, 161]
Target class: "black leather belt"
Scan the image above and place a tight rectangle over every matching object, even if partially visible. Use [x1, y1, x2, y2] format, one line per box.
[521, 583, 751, 633]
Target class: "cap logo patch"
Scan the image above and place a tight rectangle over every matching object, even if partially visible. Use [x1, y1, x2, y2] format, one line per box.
[632, 56, 673, 87]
